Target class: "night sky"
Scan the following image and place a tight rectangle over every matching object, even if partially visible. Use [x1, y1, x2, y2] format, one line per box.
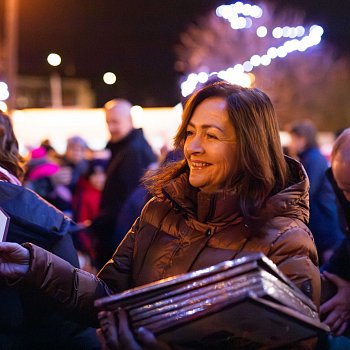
[6, 0, 350, 107]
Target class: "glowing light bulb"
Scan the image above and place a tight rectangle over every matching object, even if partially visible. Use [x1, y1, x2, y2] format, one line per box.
[103, 72, 117, 85]
[257, 26, 267, 37]
[47, 53, 61, 67]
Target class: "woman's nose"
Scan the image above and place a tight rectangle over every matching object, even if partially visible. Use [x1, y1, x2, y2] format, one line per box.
[186, 135, 203, 153]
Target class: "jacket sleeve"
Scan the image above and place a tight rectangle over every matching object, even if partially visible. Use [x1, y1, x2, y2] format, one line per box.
[23, 243, 113, 326]
[266, 222, 321, 309]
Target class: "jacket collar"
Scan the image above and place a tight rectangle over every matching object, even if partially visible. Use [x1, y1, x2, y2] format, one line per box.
[0, 166, 21, 186]
[107, 128, 142, 156]
[162, 173, 242, 226]
[162, 156, 310, 226]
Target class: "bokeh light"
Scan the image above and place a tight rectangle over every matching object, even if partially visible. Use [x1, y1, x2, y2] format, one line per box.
[103, 72, 117, 85]
[0, 101, 8, 112]
[181, 1, 324, 97]
[47, 53, 62, 67]
[130, 105, 144, 118]
[0, 82, 9, 101]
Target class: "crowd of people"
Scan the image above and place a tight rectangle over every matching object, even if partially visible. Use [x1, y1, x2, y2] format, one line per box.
[0, 78, 349, 349]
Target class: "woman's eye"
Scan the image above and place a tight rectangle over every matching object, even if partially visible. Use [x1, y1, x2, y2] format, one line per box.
[185, 130, 194, 137]
[207, 133, 217, 139]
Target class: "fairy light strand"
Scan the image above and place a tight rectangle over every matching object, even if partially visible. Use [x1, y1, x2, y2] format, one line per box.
[180, 2, 324, 97]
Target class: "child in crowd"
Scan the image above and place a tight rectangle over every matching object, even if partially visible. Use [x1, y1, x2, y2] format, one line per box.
[72, 158, 108, 272]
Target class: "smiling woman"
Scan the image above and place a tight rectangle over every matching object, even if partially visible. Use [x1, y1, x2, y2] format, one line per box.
[149, 79, 290, 224]
[0, 79, 320, 349]
[184, 97, 237, 193]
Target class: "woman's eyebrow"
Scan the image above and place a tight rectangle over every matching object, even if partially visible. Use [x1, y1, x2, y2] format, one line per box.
[187, 121, 224, 133]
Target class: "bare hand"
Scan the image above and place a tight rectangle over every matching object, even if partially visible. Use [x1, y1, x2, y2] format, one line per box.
[320, 271, 350, 336]
[0, 242, 30, 278]
[97, 308, 171, 350]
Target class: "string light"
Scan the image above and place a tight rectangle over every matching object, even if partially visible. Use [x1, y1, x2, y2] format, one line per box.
[181, 1, 324, 97]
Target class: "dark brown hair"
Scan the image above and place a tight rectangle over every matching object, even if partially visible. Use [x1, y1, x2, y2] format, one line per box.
[0, 112, 25, 180]
[144, 81, 289, 221]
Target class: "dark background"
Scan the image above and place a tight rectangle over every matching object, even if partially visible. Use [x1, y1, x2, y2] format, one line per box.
[2, 0, 350, 107]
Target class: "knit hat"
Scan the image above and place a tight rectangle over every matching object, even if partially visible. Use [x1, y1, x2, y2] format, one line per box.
[67, 136, 88, 149]
[27, 147, 60, 181]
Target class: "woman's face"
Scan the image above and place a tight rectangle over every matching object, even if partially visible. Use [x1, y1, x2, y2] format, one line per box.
[184, 97, 237, 193]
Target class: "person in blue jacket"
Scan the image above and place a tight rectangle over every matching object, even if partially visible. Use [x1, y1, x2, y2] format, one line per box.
[289, 120, 344, 264]
[0, 111, 101, 349]
[321, 128, 350, 337]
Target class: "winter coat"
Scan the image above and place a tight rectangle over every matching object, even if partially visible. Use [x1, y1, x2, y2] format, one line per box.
[72, 175, 102, 259]
[114, 183, 151, 247]
[0, 181, 100, 349]
[322, 168, 350, 280]
[91, 128, 157, 267]
[297, 147, 344, 259]
[73, 176, 102, 225]
[101, 157, 320, 305]
[22, 157, 320, 334]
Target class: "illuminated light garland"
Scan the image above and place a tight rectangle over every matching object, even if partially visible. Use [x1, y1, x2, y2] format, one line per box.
[181, 2, 324, 97]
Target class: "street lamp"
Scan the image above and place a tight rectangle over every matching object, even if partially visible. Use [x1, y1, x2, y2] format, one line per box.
[103, 71, 117, 85]
[47, 53, 62, 108]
